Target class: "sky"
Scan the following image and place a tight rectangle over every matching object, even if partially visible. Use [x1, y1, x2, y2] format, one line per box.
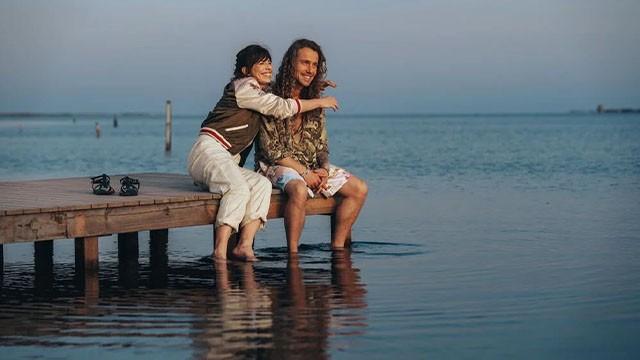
[1, 0, 639, 114]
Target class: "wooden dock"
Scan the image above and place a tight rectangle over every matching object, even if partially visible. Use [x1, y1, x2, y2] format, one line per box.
[0, 173, 342, 276]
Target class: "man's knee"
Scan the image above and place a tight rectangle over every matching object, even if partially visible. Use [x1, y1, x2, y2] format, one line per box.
[357, 178, 369, 199]
[345, 177, 368, 200]
[285, 180, 309, 204]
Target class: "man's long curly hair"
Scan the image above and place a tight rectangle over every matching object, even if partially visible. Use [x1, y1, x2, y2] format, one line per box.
[273, 39, 327, 114]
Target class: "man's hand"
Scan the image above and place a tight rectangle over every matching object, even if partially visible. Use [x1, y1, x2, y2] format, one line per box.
[313, 168, 329, 194]
[302, 171, 322, 190]
[319, 96, 339, 111]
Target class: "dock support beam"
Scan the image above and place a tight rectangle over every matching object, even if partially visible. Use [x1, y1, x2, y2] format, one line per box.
[150, 229, 168, 288]
[118, 232, 139, 288]
[118, 232, 139, 261]
[34, 240, 54, 289]
[75, 237, 99, 273]
[75, 236, 99, 298]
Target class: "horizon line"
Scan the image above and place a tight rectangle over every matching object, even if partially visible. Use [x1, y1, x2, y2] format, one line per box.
[0, 110, 603, 118]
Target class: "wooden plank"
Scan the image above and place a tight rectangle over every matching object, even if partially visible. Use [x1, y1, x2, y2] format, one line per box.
[65, 200, 219, 239]
[0, 212, 67, 244]
[0, 173, 210, 215]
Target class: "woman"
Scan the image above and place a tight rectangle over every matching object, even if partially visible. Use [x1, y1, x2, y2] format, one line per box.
[187, 44, 338, 261]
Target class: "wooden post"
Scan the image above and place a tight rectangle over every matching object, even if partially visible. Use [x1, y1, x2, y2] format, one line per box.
[84, 271, 100, 304]
[165, 100, 172, 152]
[118, 232, 139, 288]
[34, 240, 54, 289]
[75, 236, 99, 274]
[75, 236, 99, 298]
[117, 232, 139, 262]
[150, 229, 168, 288]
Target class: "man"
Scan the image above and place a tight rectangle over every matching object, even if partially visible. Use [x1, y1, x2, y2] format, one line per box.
[256, 39, 368, 253]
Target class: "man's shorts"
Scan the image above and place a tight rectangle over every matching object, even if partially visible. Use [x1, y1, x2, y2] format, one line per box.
[258, 162, 351, 198]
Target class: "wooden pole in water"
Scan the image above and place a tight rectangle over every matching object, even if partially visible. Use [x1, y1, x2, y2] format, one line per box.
[165, 100, 172, 152]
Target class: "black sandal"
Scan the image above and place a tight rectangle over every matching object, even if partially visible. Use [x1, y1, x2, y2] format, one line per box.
[119, 176, 140, 196]
[90, 174, 115, 195]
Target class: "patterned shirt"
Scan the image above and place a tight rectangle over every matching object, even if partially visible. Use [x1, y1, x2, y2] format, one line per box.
[255, 110, 329, 169]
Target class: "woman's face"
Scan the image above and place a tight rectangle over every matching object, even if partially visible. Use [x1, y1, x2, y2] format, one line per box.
[249, 59, 273, 88]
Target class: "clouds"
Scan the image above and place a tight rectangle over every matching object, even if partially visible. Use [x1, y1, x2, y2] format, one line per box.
[1, 0, 639, 113]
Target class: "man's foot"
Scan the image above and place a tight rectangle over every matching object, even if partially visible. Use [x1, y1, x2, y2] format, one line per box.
[331, 241, 348, 250]
[231, 246, 258, 262]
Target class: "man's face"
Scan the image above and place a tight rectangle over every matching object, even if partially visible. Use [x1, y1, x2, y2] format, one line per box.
[293, 47, 319, 88]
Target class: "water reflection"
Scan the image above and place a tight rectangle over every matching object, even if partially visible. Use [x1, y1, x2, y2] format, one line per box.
[0, 249, 367, 359]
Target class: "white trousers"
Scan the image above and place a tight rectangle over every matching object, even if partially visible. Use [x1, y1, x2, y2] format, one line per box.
[187, 135, 271, 232]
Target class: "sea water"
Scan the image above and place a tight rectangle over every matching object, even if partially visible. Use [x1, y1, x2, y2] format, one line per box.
[0, 113, 639, 359]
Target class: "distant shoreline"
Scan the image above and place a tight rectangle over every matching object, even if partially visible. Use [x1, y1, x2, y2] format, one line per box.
[0, 112, 164, 119]
[1, 111, 637, 119]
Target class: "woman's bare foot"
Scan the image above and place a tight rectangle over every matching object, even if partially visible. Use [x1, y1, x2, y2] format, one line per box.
[231, 246, 258, 262]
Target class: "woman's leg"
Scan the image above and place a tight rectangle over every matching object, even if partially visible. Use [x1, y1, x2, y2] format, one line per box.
[188, 136, 251, 261]
[232, 169, 272, 261]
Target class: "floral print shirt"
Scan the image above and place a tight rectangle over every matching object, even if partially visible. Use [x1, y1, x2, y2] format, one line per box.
[255, 110, 329, 169]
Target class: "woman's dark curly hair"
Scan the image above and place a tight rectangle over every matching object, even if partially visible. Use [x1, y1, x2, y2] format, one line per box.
[232, 44, 271, 80]
[273, 39, 327, 106]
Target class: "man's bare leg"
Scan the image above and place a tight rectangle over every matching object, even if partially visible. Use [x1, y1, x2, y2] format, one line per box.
[232, 219, 260, 261]
[214, 224, 233, 261]
[284, 180, 309, 253]
[332, 176, 368, 249]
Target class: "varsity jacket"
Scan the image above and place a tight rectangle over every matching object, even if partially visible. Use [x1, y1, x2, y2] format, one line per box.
[200, 77, 301, 155]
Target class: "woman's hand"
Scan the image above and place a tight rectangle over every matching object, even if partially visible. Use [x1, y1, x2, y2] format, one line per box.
[321, 80, 337, 90]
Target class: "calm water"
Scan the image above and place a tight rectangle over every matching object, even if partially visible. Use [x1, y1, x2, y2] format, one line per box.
[1, 113, 639, 359]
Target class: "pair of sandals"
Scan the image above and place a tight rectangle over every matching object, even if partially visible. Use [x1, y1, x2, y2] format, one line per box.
[91, 174, 140, 196]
